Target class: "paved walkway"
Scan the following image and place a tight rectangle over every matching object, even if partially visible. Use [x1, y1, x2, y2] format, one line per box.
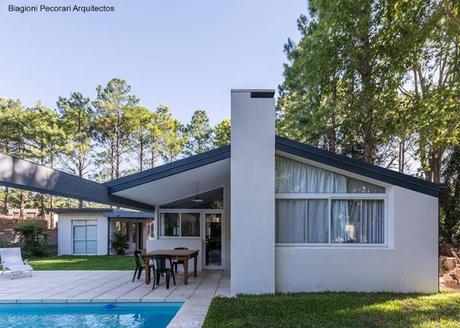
[0, 270, 230, 327]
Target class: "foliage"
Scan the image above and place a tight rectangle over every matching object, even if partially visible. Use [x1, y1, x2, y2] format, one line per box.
[278, 0, 460, 243]
[278, 0, 459, 174]
[0, 80, 227, 213]
[28, 255, 134, 270]
[0, 238, 10, 248]
[184, 110, 213, 155]
[442, 145, 460, 245]
[57, 92, 94, 178]
[110, 231, 129, 255]
[213, 119, 231, 147]
[14, 220, 49, 258]
[204, 293, 460, 328]
[93, 78, 139, 180]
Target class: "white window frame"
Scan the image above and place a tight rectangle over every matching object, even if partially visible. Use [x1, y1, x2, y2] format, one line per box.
[72, 220, 98, 255]
[158, 209, 202, 239]
[275, 193, 388, 249]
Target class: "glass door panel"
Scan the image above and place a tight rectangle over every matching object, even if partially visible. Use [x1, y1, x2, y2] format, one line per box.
[205, 213, 222, 268]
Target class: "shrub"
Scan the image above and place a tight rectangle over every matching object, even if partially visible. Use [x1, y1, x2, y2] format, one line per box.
[14, 220, 49, 258]
[111, 231, 129, 255]
[0, 238, 9, 248]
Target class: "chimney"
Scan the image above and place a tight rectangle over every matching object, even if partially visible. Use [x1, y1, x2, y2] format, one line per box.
[230, 89, 276, 294]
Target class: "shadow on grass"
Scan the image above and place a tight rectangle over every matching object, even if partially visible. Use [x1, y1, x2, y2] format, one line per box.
[204, 292, 460, 328]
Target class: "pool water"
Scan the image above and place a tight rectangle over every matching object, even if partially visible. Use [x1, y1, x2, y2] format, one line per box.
[0, 302, 182, 328]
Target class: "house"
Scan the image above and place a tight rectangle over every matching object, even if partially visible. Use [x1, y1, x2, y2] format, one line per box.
[49, 208, 154, 256]
[0, 89, 441, 294]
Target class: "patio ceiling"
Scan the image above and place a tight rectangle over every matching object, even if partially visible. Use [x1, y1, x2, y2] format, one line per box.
[110, 158, 230, 206]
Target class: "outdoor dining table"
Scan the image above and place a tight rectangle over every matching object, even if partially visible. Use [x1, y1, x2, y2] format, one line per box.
[141, 249, 199, 285]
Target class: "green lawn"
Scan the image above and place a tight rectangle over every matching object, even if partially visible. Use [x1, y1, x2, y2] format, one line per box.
[27, 255, 134, 270]
[204, 292, 460, 328]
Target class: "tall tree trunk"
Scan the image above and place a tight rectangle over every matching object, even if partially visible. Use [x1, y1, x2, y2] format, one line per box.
[78, 156, 83, 208]
[3, 187, 9, 214]
[110, 140, 115, 180]
[428, 147, 443, 183]
[19, 190, 24, 218]
[139, 137, 144, 172]
[362, 73, 375, 163]
[398, 138, 405, 173]
[360, 23, 375, 164]
[328, 82, 337, 152]
[454, 160, 460, 211]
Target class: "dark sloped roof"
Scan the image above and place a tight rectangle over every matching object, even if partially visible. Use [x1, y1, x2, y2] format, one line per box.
[46, 207, 111, 213]
[275, 136, 442, 197]
[104, 137, 442, 197]
[105, 145, 231, 193]
[0, 153, 153, 211]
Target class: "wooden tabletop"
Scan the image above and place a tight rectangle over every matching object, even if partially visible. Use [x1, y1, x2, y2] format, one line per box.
[141, 249, 200, 285]
[142, 249, 199, 257]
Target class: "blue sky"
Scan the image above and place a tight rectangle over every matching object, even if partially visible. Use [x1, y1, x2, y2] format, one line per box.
[0, 0, 306, 124]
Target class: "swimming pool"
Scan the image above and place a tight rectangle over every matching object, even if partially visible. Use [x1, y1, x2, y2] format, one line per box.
[0, 302, 182, 328]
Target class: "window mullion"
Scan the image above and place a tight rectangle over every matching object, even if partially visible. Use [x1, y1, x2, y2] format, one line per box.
[304, 200, 308, 243]
[328, 198, 332, 244]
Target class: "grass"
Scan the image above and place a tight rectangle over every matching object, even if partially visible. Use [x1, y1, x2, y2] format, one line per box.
[26, 255, 134, 270]
[203, 292, 460, 328]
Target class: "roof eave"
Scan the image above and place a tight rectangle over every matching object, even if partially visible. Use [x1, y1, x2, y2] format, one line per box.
[275, 136, 441, 197]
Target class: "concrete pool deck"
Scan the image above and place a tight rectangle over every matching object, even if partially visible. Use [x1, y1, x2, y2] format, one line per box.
[0, 270, 230, 327]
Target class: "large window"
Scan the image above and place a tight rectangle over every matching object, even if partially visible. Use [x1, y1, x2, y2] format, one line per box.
[72, 220, 97, 254]
[275, 157, 386, 246]
[160, 212, 200, 237]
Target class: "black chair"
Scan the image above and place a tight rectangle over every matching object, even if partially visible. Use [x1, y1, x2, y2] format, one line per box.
[173, 247, 188, 274]
[133, 250, 155, 286]
[154, 255, 176, 289]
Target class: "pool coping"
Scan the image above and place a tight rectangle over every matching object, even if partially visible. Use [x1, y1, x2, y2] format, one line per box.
[0, 299, 185, 304]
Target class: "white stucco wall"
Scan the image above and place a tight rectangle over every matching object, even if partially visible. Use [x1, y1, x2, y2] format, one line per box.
[276, 186, 438, 293]
[146, 238, 203, 271]
[231, 89, 276, 294]
[224, 181, 231, 271]
[57, 212, 108, 256]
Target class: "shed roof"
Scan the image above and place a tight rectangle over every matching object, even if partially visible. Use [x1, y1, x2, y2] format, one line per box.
[106, 136, 442, 198]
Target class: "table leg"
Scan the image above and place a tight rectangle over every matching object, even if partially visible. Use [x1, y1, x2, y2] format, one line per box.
[144, 258, 150, 284]
[193, 255, 198, 277]
[183, 258, 189, 285]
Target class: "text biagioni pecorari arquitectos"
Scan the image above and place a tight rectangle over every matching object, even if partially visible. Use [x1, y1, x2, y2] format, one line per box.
[8, 5, 115, 13]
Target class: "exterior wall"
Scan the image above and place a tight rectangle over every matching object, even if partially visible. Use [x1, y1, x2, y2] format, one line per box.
[276, 186, 438, 293]
[57, 212, 108, 256]
[231, 89, 276, 294]
[223, 181, 231, 271]
[146, 238, 203, 271]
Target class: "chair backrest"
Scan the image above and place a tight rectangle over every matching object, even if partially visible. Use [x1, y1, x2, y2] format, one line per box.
[451, 248, 460, 265]
[154, 255, 172, 271]
[174, 247, 188, 250]
[133, 250, 143, 268]
[0, 248, 24, 266]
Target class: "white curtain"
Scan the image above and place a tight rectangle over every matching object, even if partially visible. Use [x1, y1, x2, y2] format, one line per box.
[361, 200, 384, 243]
[306, 200, 329, 243]
[276, 156, 341, 193]
[332, 200, 384, 244]
[276, 156, 383, 193]
[276, 200, 306, 243]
